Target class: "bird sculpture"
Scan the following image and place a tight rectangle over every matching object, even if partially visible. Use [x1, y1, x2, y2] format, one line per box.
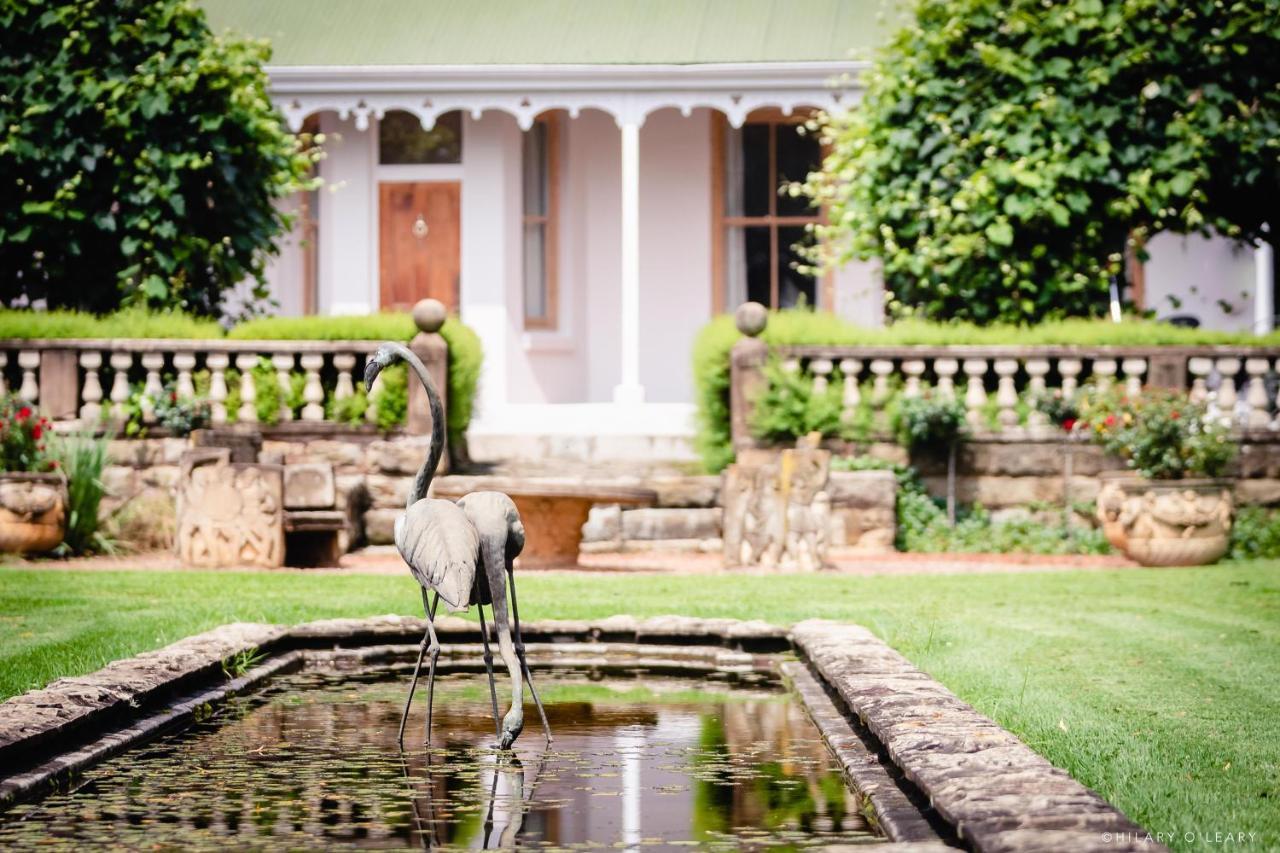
[364, 342, 550, 751]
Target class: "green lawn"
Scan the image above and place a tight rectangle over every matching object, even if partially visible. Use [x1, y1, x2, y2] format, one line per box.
[1, 562, 1277, 850]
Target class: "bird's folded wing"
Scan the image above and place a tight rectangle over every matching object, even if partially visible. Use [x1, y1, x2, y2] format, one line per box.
[395, 499, 479, 611]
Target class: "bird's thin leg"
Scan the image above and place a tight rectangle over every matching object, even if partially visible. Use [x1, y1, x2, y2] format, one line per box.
[423, 590, 441, 746]
[507, 563, 552, 743]
[476, 601, 502, 744]
[398, 625, 430, 747]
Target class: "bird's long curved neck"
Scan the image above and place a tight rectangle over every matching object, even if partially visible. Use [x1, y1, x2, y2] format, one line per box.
[385, 342, 444, 507]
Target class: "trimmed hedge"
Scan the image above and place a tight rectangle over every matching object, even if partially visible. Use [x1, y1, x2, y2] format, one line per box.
[0, 307, 222, 339]
[0, 309, 482, 441]
[693, 309, 1280, 472]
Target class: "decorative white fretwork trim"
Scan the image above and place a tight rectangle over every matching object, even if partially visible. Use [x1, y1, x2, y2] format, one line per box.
[267, 61, 867, 131]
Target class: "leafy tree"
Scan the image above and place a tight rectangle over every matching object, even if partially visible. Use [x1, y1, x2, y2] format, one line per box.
[805, 0, 1280, 324]
[0, 0, 318, 316]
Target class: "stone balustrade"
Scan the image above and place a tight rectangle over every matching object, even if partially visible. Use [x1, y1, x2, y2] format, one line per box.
[729, 303, 1280, 450]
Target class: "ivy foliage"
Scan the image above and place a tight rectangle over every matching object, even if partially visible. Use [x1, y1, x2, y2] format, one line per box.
[805, 0, 1280, 323]
[0, 0, 318, 316]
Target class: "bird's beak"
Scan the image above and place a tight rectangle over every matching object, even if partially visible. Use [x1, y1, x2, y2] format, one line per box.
[363, 358, 381, 393]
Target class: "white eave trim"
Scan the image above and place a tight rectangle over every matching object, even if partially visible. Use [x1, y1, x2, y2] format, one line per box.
[266, 60, 867, 131]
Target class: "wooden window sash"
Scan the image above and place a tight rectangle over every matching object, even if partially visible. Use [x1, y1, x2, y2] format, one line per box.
[711, 112, 826, 313]
[523, 113, 560, 329]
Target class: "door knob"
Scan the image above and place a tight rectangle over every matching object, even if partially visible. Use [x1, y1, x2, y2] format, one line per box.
[412, 214, 429, 239]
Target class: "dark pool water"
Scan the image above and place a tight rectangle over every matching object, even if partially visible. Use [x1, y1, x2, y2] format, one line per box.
[0, 668, 881, 850]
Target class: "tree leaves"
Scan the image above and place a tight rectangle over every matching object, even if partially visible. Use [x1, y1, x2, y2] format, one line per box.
[805, 0, 1280, 325]
[0, 0, 320, 316]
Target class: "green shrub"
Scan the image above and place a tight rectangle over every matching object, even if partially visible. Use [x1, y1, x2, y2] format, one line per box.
[372, 363, 408, 431]
[804, 0, 1280, 324]
[327, 385, 369, 425]
[1228, 507, 1280, 561]
[0, 307, 222, 340]
[227, 313, 417, 341]
[750, 360, 843, 444]
[0, 396, 55, 472]
[50, 431, 112, 555]
[893, 394, 967, 450]
[831, 455, 1109, 555]
[439, 318, 483, 448]
[1, 0, 318, 315]
[1079, 388, 1235, 479]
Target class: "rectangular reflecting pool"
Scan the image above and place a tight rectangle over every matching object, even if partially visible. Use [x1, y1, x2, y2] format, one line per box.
[0, 667, 883, 849]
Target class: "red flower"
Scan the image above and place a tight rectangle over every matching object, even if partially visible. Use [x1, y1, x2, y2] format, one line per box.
[16, 407, 31, 420]
[31, 424, 42, 439]
[49, 460, 59, 469]
[1062, 418, 1076, 432]
[1170, 410, 1180, 420]
[1104, 414, 1117, 427]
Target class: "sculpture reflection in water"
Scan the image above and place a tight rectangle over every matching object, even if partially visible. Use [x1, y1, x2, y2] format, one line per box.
[364, 342, 551, 751]
[402, 750, 547, 849]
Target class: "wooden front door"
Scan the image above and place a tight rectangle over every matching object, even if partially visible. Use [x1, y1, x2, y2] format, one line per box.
[379, 181, 460, 311]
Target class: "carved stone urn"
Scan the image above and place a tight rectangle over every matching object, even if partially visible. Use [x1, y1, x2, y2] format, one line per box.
[0, 472, 68, 554]
[1113, 478, 1233, 567]
[1094, 470, 1139, 551]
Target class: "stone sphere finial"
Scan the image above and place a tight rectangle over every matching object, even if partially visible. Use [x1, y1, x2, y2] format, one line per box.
[735, 301, 768, 337]
[412, 298, 447, 334]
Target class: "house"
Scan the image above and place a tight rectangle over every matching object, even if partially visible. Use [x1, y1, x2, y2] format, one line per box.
[202, 0, 1274, 457]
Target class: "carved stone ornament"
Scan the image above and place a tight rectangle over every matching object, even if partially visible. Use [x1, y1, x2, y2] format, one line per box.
[1113, 477, 1234, 567]
[722, 435, 832, 571]
[0, 472, 67, 554]
[176, 449, 284, 568]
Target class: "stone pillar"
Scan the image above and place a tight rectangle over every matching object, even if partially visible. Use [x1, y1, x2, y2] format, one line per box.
[408, 298, 450, 438]
[38, 348, 78, 420]
[729, 302, 768, 452]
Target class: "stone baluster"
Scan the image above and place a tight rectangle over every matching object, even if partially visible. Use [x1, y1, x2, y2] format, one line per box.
[0, 352, 7, 397]
[839, 358, 861, 422]
[140, 352, 164, 424]
[1187, 357, 1212, 404]
[174, 353, 196, 400]
[902, 359, 925, 398]
[934, 358, 958, 401]
[301, 354, 325, 421]
[1215, 357, 1240, 417]
[869, 359, 893, 408]
[781, 356, 801, 376]
[109, 352, 131, 420]
[17, 350, 39, 404]
[962, 358, 988, 427]
[1058, 358, 1082, 398]
[993, 358, 1020, 430]
[79, 352, 104, 423]
[1121, 358, 1147, 397]
[810, 358, 833, 395]
[333, 352, 356, 403]
[1025, 357, 1050, 430]
[272, 353, 295, 422]
[235, 353, 258, 423]
[1243, 358, 1270, 429]
[207, 352, 229, 425]
[1092, 358, 1117, 393]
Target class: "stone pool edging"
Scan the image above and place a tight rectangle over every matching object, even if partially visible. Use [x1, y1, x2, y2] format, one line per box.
[791, 619, 1164, 853]
[1, 614, 1164, 852]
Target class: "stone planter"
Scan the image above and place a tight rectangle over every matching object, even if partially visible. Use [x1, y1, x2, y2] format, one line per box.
[1114, 477, 1233, 567]
[1095, 470, 1139, 551]
[0, 472, 68, 554]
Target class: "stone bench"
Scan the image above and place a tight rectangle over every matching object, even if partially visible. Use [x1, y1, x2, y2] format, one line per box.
[431, 476, 657, 568]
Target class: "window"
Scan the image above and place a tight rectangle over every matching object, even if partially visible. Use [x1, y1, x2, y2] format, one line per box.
[522, 114, 559, 328]
[378, 110, 462, 165]
[716, 113, 823, 310]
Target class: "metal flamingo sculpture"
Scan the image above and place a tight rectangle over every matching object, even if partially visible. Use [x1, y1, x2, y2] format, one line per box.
[455, 491, 553, 746]
[365, 342, 536, 751]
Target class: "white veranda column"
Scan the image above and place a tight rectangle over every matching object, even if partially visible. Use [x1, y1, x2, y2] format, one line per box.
[1255, 226, 1274, 334]
[613, 119, 645, 405]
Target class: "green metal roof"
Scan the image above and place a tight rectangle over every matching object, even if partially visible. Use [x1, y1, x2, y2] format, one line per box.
[201, 0, 898, 67]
